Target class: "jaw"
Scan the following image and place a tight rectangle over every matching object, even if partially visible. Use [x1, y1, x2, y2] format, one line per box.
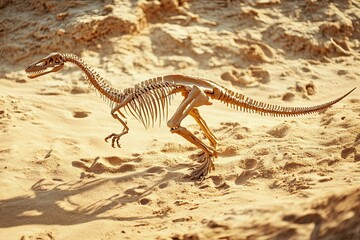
[25, 64, 64, 79]
[25, 52, 65, 79]
[26, 68, 55, 79]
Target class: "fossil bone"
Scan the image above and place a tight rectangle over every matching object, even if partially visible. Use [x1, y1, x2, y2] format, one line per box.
[25, 52, 356, 180]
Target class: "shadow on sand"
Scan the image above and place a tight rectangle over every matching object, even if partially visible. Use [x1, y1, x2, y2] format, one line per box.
[0, 166, 188, 228]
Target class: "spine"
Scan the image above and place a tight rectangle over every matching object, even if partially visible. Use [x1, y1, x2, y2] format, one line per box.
[63, 53, 123, 104]
[217, 87, 356, 117]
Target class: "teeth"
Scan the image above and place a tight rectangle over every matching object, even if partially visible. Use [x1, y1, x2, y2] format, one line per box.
[27, 69, 46, 77]
[28, 70, 45, 76]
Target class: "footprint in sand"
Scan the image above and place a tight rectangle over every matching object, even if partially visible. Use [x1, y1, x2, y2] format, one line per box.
[72, 111, 90, 118]
[70, 85, 90, 94]
[209, 175, 223, 186]
[282, 92, 295, 102]
[139, 198, 151, 205]
[72, 156, 137, 174]
[210, 176, 230, 190]
[144, 166, 168, 178]
[146, 166, 166, 174]
[235, 158, 259, 185]
[267, 123, 291, 138]
[158, 181, 169, 189]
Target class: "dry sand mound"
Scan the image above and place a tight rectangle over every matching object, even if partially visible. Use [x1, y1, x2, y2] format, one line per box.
[0, 0, 359, 239]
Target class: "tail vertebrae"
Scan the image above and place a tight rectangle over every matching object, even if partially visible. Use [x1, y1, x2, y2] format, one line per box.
[217, 87, 356, 117]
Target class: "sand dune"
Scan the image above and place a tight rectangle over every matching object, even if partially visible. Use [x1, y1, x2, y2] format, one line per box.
[0, 1, 359, 239]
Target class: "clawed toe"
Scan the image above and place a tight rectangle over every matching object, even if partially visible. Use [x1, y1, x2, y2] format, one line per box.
[105, 133, 122, 148]
[194, 150, 218, 161]
[195, 152, 206, 163]
[188, 154, 215, 180]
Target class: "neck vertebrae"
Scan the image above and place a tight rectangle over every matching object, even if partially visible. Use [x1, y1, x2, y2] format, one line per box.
[63, 53, 123, 106]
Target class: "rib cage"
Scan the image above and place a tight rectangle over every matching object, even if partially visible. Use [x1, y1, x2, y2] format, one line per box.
[123, 77, 179, 128]
[65, 53, 179, 128]
[217, 87, 356, 117]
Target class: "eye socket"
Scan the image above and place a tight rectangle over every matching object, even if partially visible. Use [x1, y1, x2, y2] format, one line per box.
[55, 58, 60, 64]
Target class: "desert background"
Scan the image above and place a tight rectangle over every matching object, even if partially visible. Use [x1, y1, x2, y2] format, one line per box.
[0, 0, 359, 239]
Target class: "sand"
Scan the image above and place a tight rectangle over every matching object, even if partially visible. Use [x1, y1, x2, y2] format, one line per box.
[0, 0, 359, 239]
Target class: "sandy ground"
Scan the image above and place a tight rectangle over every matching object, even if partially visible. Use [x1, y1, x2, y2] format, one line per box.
[1, 1, 360, 239]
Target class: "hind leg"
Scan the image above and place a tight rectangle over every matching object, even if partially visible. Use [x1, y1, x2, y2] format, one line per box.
[167, 85, 216, 180]
[189, 108, 218, 160]
[170, 126, 215, 179]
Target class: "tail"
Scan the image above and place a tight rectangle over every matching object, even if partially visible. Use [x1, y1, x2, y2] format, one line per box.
[218, 87, 356, 117]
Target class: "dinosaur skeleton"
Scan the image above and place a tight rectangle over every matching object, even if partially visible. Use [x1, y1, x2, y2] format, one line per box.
[25, 52, 356, 179]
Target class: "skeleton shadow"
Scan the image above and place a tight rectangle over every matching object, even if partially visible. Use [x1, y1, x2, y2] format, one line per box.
[0, 165, 187, 228]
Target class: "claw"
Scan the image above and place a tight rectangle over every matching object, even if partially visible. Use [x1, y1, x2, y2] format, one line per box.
[105, 133, 122, 148]
[105, 133, 114, 142]
[188, 153, 215, 180]
[195, 151, 206, 161]
[112, 136, 116, 148]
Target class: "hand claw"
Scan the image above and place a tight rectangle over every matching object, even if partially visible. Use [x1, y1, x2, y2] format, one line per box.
[112, 136, 116, 148]
[104, 133, 114, 142]
[105, 133, 123, 148]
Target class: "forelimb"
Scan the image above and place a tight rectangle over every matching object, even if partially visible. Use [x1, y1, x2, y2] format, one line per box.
[105, 95, 132, 148]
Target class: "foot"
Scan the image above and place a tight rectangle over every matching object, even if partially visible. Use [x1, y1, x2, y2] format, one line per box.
[104, 133, 122, 148]
[190, 151, 206, 162]
[188, 153, 215, 180]
[192, 148, 218, 162]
